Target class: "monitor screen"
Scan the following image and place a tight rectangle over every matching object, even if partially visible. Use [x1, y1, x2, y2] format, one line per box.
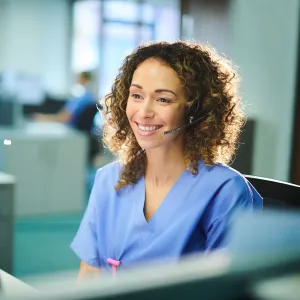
[0, 70, 45, 105]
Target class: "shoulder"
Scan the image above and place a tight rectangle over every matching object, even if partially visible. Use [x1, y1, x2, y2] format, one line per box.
[94, 160, 123, 184]
[88, 160, 123, 210]
[200, 161, 248, 186]
[80, 90, 95, 103]
[197, 161, 255, 202]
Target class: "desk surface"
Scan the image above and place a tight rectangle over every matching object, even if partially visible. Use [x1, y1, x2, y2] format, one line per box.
[0, 121, 85, 140]
[0, 270, 36, 297]
[0, 173, 15, 184]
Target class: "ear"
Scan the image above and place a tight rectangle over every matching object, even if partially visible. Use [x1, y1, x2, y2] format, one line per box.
[186, 102, 195, 122]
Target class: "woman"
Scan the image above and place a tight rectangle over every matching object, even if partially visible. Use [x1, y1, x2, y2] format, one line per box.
[71, 41, 262, 278]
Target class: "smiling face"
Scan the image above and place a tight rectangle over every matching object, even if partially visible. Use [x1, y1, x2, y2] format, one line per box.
[126, 58, 187, 151]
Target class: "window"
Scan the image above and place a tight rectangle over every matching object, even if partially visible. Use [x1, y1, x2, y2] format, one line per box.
[72, 0, 101, 73]
[72, 0, 181, 97]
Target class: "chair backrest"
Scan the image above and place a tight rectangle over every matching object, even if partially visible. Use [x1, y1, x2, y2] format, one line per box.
[71, 103, 102, 162]
[72, 103, 98, 132]
[244, 175, 300, 210]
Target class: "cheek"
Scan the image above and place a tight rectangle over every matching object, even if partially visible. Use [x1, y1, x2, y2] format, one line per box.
[166, 109, 185, 126]
[126, 100, 132, 119]
[126, 100, 135, 122]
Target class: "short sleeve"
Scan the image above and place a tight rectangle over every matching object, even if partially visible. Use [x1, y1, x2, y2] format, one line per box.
[203, 175, 260, 251]
[64, 98, 78, 114]
[70, 170, 101, 268]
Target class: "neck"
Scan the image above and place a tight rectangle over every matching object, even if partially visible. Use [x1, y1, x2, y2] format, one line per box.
[145, 143, 186, 187]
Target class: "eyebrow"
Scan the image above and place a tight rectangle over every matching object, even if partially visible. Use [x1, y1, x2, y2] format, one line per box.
[130, 84, 177, 97]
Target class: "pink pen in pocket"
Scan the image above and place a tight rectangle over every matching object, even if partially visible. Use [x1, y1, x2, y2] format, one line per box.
[107, 258, 120, 278]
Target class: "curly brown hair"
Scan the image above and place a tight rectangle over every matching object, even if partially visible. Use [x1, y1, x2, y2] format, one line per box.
[102, 41, 245, 190]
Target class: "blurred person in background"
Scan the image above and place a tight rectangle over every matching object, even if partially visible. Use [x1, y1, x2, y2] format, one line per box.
[33, 71, 96, 127]
[33, 71, 103, 167]
[71, 41, 263, 278]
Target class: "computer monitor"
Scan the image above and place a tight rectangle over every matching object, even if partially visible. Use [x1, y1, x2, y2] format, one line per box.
[6, 210, 300, 300]
[0, 70, 45, 105]
[0, 71, 45, 127]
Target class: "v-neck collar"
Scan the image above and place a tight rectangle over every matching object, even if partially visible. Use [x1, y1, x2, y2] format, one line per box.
[135, 169, 190, 233]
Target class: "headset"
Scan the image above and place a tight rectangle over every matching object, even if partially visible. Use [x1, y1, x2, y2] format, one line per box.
[163, 99, 206, 135]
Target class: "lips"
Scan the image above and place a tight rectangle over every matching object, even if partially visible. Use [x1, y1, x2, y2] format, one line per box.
[138, 124, 162, 131]
[135, 122, 163, 136]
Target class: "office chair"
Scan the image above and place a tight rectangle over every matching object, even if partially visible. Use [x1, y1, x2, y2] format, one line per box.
[73, 103, 97, 132]
[72, 103, 103, 162]
[245, 175, 300, 210]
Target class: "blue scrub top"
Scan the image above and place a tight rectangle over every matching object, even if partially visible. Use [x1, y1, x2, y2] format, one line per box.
[71, 160, 262, 272]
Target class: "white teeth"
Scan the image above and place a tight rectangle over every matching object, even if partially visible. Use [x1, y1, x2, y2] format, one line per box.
[138, 124, 160, 131]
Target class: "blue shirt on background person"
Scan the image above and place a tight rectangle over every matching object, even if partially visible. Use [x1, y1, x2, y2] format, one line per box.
[64, 87, 96, 128]
[32, 71, 96, 126]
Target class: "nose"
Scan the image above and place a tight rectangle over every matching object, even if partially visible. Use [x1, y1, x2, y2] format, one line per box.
[139, 99, 155, 119]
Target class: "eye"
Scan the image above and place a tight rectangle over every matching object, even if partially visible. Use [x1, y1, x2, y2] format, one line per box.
[131, 93, 142, 100]
[158, 97, 172, 103]
[131, 94, 142, 100]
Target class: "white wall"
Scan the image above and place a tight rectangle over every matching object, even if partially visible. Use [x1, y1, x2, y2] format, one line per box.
[0, 0, 7, 61]
[229, 0, 299, 181]
[181, 0, 231, 54]
[0, 0, 71, 97]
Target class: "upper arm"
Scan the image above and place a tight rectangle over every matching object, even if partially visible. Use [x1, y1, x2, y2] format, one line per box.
[78, 261, 101, 279]
[203, 175, 257, 250]
[70, 170, 102, 268]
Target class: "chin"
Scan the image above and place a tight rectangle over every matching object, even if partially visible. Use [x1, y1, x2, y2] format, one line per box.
[137, 140, 163, 151]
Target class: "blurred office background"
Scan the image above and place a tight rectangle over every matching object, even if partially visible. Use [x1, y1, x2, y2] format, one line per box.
[0, 0, 299, 280]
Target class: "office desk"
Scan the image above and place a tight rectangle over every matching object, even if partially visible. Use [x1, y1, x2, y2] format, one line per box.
[0, 269, 36, 298]
[1, 210, 300, 300]
[0, 122, 88, 216]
